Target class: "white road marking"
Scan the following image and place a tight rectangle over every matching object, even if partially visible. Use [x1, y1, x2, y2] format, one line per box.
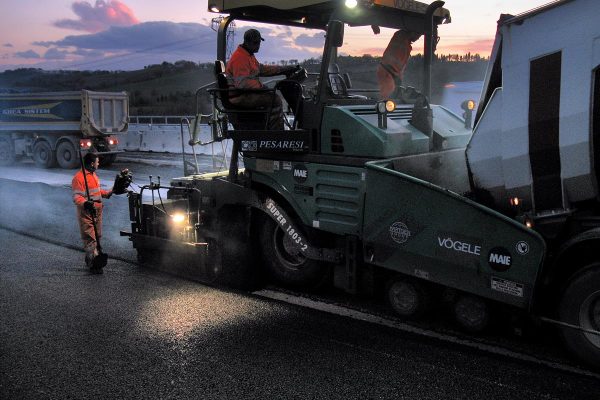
[253, 289, 600, 379]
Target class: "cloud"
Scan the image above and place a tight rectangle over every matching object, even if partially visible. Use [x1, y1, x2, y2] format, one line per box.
[54, 0, 139, 33]
[4, 43, 14, 48]
[15, 50, 41, 59]
[235, 25, 321, 60]
[44, 48, 70, 60]
[35, 22, 214, 52]
[71, 48, 106, 58]
[29, 22, 219, 70]
[21, 22, 322, 70]
[295, 33, 325, 48]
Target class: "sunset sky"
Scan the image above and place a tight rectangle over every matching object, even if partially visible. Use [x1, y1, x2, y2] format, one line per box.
[0, 0, 554, 71]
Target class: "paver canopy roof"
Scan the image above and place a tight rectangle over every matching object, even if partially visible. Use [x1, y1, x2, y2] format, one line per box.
[208, 0, 451, 30]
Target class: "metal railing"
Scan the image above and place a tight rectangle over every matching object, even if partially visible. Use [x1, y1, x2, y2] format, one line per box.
[129, 115, 195, 125]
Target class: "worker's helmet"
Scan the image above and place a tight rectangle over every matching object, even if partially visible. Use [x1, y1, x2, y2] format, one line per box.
[244, 29, 264, 44]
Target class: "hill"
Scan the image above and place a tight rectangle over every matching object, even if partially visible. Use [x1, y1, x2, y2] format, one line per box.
[0, 55, 488, 116]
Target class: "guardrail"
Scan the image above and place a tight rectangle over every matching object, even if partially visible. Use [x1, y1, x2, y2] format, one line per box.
[124, 115, 231, 160]
[129, 115, 194, 125]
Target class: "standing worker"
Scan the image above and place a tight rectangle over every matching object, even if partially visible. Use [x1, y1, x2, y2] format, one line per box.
[376, 30, 422, 99]
[226, 28, 302, 130]
[72, 153, 112, 273]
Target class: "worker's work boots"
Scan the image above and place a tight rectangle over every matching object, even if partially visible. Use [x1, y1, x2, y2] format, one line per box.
[86, 251, 103, 274]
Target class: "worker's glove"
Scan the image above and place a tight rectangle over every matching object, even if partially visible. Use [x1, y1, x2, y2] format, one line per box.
[112, 168, 133, 195]
[83, 200, 95, 214]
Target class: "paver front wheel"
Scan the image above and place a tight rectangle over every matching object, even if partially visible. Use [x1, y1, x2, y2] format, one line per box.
[558, 264, 600, 368]
[259, 215, 325, 288]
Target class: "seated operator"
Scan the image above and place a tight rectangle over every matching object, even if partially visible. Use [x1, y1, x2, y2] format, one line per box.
[376, 30, 422, 99]
[226, 28, 302, 130]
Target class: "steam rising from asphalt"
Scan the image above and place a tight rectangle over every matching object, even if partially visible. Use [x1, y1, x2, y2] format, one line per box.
[0, 165, 135, 263]
[0, 159, 212, 266]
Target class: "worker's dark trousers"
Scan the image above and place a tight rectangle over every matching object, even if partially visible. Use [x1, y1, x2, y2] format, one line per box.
[229, 92, 284, 130]
[76, 205, 103, 266]
[228, 80, 303, 130]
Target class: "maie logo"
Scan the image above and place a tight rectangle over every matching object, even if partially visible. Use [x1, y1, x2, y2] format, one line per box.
[390, 222, 411, 244]
[293, 164, 308, 183]
[488, 247, 512, 271]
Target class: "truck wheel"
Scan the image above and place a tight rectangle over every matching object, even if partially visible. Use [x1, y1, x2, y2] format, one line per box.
[32, 141, 56, 168]
[100, 154, 117, 167]
[0, 138, 16, 166]
[259, 216, 325, 288]
[56, 141, 79, 169]
[558, 264, 600, 367]
[453, 294, 490, 333]
[386, 276, 431, 319]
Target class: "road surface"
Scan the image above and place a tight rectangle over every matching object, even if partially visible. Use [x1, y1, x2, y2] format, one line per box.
[1, 155, 599, 399]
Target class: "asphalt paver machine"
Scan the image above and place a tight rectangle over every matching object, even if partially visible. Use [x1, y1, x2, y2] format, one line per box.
[122, 0, 600, 367]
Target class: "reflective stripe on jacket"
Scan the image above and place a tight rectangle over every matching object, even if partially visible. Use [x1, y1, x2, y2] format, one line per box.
[72, 170, 110, 205]
[225, 45, 284, 89]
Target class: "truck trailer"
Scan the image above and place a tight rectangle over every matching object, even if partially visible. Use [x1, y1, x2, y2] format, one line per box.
[122, 0, 600, 367]
[0, 90, 128, 168]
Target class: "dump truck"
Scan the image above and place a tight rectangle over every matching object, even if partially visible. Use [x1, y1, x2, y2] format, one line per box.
[122, 0, 600, 367]
[0, 90, 128, 168]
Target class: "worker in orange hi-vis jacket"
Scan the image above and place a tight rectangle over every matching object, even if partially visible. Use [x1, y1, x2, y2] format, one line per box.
[376, 30, 422, 99]
[226, 28, 302, 130]
[71, 152, 112, 272]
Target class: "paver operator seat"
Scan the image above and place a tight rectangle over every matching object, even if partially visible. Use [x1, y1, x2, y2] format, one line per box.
[210, 60, 278, 130]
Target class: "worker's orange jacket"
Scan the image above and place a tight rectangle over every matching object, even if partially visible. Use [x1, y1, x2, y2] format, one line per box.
[226, 45, 285, 89]
[71, 169, 111, 207]
[377, 30, 412, 98]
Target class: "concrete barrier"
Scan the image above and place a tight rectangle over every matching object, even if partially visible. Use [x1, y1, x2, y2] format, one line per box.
[121, 130, 142, 151]
[122, 123, 231, 155]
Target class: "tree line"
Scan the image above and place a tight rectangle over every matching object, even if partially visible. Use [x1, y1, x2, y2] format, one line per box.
[0, 54, 488, 116]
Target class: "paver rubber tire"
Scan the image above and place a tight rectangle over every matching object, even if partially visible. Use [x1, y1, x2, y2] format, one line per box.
[558, 264, 600, 368]
[0, 138, 16, 166]
[259, 216, 325, 288]
[453, 294, 490, 333]
[387, 276, 431, 319]
[56, 140, 80, 169]
[33, 141, 56, 168]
